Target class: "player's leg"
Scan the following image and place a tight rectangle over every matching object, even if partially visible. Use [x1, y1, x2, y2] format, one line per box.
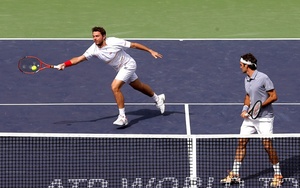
[112, 65, 136, 126]
[129, 77, 165, 114]
[235, 120, 256, 165]
[111, 79, 128, 126]
[234, 138, 249, 162]
[111, 79, 126, 109]
[263, 138, 283, 187]
[221, 120, 254, 184]
[263, 139, 279, 164]
[258, 118, 280, 164]
[220, 138, 249, 184]
[258, 117, 283, 187]
[129, 78, 154, 97]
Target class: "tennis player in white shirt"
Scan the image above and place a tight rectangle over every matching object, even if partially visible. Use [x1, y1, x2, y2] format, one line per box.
[56, 26, 165, 126]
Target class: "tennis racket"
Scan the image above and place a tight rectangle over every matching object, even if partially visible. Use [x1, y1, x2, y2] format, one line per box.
[18, 56, 59, 74]
[246, 100, 262, 119]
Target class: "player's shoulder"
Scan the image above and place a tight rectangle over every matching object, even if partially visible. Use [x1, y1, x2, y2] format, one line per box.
[256, 71, 273, 83]
[106, 37, 130, 47]
[257, 71, 269, 78]
[106, 37, 123, 42]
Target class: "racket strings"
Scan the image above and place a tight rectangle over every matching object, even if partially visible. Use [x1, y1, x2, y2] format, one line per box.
[251, 102, 262, 118]
[18, 57, 41, 73]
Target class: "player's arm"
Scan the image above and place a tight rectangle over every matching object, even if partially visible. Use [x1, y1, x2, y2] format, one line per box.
[263, 89, 278, 107]
[130, 42, 163, 59]
[57, 55, 87, 70]
[241, 94, 250, 118]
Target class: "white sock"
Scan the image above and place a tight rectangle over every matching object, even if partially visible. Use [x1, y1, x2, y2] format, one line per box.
[273, 163, 281, 175]
[119, 108, 125, 117]
[152, 93, 159, 102]
[232, 160, 242, 175]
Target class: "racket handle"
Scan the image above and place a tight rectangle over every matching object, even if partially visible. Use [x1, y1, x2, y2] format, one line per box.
[53, 65, 60, 69]
[245, 113, 249, 117]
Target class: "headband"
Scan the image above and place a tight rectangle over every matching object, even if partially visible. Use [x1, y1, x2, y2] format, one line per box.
[240, 58, 253, 65]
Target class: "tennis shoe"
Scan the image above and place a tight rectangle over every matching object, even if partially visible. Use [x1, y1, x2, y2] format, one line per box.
[270, 174, 283, 187]
[220, 171, 240, 184]
[156, 94, 165, 114]
[113, 115, 128, 126]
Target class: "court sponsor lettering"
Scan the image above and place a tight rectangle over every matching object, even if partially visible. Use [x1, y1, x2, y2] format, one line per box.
[48, 177, 299, 187]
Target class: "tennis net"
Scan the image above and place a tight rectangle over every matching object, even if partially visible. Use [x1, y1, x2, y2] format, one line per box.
[0, 133, 299, 187]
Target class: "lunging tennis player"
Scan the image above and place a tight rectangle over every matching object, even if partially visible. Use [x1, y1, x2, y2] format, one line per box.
[56, 26, 165, 126]
[220, 53, 283, 187]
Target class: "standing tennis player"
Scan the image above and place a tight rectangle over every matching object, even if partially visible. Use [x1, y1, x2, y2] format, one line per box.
[220, 53, 283, 187]
[56, 26, 165, 126]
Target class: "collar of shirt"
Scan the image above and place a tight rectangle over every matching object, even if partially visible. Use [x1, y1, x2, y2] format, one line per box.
[246, 70, 258, 82]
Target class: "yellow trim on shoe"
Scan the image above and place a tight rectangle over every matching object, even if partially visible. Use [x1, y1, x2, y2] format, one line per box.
[270, 174, 283, 187]
[220, 171, 240, 184]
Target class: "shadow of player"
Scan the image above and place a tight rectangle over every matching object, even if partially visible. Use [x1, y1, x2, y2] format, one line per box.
[53, 108, 185, 129]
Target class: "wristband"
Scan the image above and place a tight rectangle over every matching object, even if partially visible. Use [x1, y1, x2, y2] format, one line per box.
[64, 60, 73, 67]
[242, 105, 249, 112]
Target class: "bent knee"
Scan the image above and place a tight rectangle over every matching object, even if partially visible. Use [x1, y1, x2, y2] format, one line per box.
[111, 80, 124, 92]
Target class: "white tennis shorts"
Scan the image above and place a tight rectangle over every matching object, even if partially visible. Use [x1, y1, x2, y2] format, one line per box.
[115, 61, 138, 83]
[240, 117, 274, 135]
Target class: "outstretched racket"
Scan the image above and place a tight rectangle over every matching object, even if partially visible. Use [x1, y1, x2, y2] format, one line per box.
[246, 100, 262, 119]
[18, 56, 59, 74]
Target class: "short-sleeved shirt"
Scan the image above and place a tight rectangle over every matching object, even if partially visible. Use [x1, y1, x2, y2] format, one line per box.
[83, 37, 134, 71]
[245, 70, 275, 118]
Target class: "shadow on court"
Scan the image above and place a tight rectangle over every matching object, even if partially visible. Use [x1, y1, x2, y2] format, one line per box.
[53, 109, 185, 129]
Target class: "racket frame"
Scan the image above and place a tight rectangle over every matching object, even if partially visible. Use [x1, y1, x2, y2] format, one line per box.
[246, 100, 262, 119]
[18, 56, 58, 74]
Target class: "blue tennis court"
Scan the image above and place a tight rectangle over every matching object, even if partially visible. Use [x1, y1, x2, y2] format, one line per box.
[0, 39, 299, 187]
[1, 39, 299, 134]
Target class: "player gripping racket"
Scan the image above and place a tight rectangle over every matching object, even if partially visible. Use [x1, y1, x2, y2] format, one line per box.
[245, 100, 262, 119]
[18, 56, 59, 74]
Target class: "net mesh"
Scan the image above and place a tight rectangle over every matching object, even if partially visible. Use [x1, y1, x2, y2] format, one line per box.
[0, 134, 299, 187]
[196, 135, 300, 187]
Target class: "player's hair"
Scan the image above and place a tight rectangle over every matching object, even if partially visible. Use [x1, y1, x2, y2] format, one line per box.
[92, 26, 106, 36]
[241, 53, 257, 70]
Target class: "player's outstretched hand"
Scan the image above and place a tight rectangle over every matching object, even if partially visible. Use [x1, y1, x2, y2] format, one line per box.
[150, 50, 163, 59]
[56, 63, 65, 70]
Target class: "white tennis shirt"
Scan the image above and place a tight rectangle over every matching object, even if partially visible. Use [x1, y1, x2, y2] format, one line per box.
[83, 37, 133, 71]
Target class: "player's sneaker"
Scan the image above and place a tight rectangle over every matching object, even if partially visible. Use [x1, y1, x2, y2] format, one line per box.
[270, 174, 283, 187]
[156, 94, 165, 114]
[113, 115, 128, 126]
[220, 171, 240, 184]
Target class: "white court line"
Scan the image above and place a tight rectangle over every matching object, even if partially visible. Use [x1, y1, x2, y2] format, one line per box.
[0, 102, 299, 106]
[0, 132, 299, 138]
[1, 38, 300, 40]
[184, 104, 191, 135]
[184, 103, 198, 183]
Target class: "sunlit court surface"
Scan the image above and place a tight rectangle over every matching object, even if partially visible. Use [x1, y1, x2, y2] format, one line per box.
[1, 39, 300, 187]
